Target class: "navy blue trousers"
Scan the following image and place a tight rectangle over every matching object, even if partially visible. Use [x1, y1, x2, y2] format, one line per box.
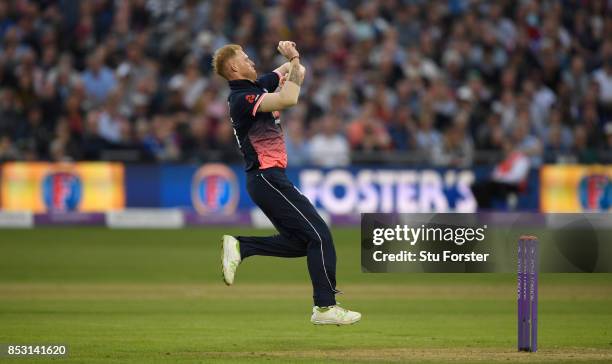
[237, 168, 339, 307]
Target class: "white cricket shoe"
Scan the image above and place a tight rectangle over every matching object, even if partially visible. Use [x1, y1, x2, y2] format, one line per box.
[310, 305, 361, 325]
[221, 235, 241, 285]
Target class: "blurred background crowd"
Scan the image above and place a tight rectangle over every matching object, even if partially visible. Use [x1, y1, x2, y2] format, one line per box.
[0, 0, 610, 167]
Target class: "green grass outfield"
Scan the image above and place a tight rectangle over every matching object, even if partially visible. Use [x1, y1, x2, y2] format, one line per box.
[0, 227, 611, 363]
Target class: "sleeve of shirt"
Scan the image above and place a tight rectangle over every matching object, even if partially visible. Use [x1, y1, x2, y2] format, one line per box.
[256, 71, 281, 92]
[233, 91, 268, 118]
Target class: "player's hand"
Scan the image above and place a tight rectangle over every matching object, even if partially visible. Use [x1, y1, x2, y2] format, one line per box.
[277, 40, 298, 59]
[277, 41, 299, 60]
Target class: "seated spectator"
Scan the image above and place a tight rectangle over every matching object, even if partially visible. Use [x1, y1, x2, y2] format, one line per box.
[492, 90, 517, 133]
[414, 110, 442, 153]
[14, 67, 37, 111]
[46, 53, 81, 102]
[387, 106, 416, 150]
[179, 115, 212, 162]
[115, 39, 157, 98]
[63, 93, 84, 136]
[81, 48, 116, 108]
[572, 125, 598, 164]
[543, 107, 573, 162]
[512, 113, 543, 166]
[403, 48, 439, 81]
[476, 112, 502, 151]
[432, 124, 474, 167]
[544, 124, 570, 163]
[562, 55, 590, 102]
[0, 88, 20, 137]
[50, 119, 81, 161]
[284, 117, 310, 166]
[14, 105, 51, 159]
[309, 116, 350, 167]
[0, 135, 19, 161]
[14, 49, 44, 96]
[347, 102, 390, 151]
[326, 86, 357, 123]
[167, 55, 207, 110]
[592, 44, 612, 107]
[90, 91, 129, 145]
[142, 114, 180, 161]
[210, 120, 242, 163]
[543, 107, 573, 143]
[580, 102, 602, 145]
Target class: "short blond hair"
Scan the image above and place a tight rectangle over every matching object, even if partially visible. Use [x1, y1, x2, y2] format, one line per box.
[212, 44, 242, 79]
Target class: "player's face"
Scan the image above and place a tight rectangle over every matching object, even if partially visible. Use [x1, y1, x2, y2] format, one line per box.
[234, 51, 257, 80]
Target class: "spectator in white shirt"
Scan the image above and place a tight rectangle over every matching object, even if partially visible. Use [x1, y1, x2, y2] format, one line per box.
[415, 110, 442, 152]
[309, 115, 350, 167]
[592, 55, 612, 105]
[91, 91, 128, 144]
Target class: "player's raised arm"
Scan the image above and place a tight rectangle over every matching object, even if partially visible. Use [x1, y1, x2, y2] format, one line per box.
[258, 41, 305, 112]
[273, 62, 291, 77]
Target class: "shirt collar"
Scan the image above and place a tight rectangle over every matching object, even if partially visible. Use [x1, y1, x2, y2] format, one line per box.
[228, 79, 259, 90]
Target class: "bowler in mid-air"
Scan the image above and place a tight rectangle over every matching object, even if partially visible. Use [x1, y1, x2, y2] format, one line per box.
[213, 41, 361, 325]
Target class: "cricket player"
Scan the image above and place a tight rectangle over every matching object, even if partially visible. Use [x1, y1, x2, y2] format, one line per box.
[213, 41, 361, 325]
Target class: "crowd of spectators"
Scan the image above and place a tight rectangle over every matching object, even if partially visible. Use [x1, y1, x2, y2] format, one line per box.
[0, 0, 611, 167]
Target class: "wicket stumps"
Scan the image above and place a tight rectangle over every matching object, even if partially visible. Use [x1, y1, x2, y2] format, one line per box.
[518, 235, 539, 352]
